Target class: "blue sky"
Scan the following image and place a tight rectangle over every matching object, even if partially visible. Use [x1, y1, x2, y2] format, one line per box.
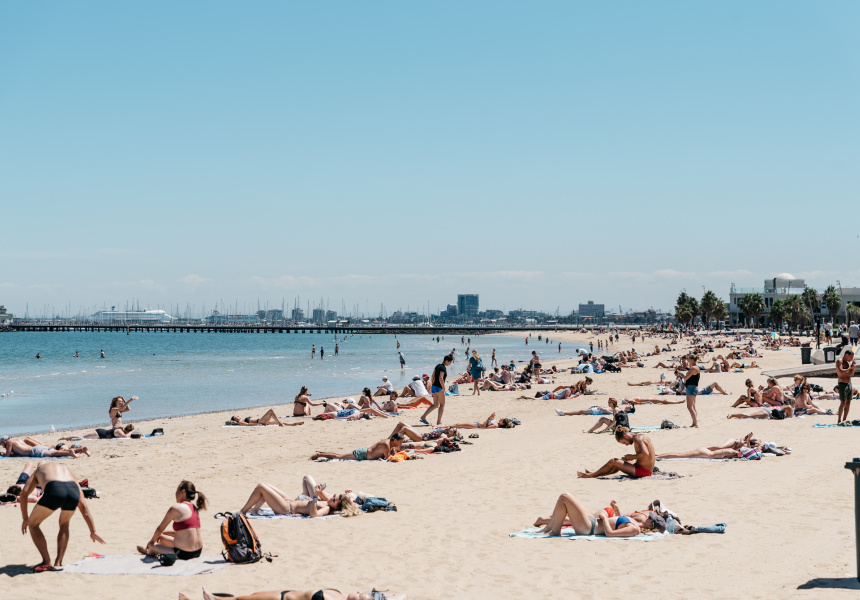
[1, 2, 858, 317]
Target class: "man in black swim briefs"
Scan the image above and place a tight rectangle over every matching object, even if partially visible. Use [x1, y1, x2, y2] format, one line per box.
[19, 461, 105, 571]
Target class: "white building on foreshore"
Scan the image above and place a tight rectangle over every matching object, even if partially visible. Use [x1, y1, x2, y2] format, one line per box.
[90, 307, 175, 323]
[729, 274, 860, 325]
[0, 305, 12, 324]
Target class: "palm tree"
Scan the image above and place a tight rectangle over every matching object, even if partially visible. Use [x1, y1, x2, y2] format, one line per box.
[700, 290, 720, 326]
[738, 293, 764, 327]
[769, 298, 787, 330]
[712, 299, 729, 325]
[676, 292, 699, 325]
[823, 285, 842, 324]
[784, 295, 810, 329]
[676, 306, 693, 326]
[801, 287, 820, 318]
[848, 302, 860, 324]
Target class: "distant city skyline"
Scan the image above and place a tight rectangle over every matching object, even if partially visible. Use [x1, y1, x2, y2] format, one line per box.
[4, 270, 860, 321]
[2, 3, 857, 315]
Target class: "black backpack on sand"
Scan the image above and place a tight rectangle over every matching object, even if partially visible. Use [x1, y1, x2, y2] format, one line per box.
[214, 511, 272, 564]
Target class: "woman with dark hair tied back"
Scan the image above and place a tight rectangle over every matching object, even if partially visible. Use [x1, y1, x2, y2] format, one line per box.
[293, 385, 324, 417]
[137, 480, 207, 561]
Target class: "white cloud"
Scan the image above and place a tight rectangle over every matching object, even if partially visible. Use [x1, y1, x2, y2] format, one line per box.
[179, 274, 212, 285]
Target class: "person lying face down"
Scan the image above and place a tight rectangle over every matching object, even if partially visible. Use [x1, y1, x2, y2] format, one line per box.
[311, 433, 405, 461]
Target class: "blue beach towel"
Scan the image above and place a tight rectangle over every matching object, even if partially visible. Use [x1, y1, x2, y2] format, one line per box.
[813, 423, 860, 428]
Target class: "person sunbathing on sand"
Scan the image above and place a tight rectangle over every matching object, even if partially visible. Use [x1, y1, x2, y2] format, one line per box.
[3, 462, 43, 504]
[378, 391, 431, 412]
[399, 375, 432, 398]
[293, 386, 325, 417]
[536, 493, 666, 537]
[228, 409, 304, 427]
[180, 588, 386, 600]
[627, 378, 667, 386]
[443, 412, 518, 429]
[311, 433, 405, 461]
[788, 384, 832, 416]
[238, 480, 361, 518]
[732, 379, 764, 408]
[519, 385, 577, 400]
[556, 398, 636, 417]
[696, 382, 729, 396]
[59, 424, 135, 439]
[388, 421, 459, 443]
[577, 427, 655, 478]
[316, 400, 394, 420]
[2, 437, 91, 458]
[727, 405, 794, 419]
[622, 397, 684, 405]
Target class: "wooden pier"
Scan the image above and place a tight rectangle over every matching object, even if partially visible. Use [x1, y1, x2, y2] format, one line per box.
[5, 323, 574, 335]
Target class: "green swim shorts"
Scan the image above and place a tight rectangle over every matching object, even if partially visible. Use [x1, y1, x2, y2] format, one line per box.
[353, 447, 368, 461]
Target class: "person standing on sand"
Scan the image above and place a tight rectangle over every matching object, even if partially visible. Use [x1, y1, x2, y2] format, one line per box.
[20, 461, 105, 571]
[681, 355, 700, 428]
[421, 354, 453, 426]
[836, 349, 856, 423]
[491, 349, 497, 367]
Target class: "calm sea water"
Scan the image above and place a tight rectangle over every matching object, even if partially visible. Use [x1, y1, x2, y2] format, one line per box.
[0, 330, 585, 436]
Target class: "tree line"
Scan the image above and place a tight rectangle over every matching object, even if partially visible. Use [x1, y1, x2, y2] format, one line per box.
[675, 285, 860, 329]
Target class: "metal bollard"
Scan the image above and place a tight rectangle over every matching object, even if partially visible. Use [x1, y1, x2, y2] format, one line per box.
[845, 458, 860, 581]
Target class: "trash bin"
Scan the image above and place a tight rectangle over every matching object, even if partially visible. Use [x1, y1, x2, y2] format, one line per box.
[824, 347, 837, 363]
[801, 347, 812, 364]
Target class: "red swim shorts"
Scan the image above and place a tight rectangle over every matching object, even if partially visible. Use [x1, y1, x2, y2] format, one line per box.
[633, 466, 653, 478]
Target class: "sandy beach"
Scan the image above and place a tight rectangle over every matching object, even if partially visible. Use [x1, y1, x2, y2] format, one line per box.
[2, 330, 859, 599]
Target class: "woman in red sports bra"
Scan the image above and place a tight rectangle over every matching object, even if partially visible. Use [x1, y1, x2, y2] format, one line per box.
[137, 480, 207, 560]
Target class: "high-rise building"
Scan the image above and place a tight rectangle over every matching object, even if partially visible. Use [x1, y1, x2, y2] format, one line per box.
[457, 294, 479, 318]
[579, 301, 605, 318]
[291, 308, 305, 322]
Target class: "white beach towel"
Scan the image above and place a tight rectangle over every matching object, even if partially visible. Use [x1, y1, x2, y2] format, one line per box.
[510, 527, 667, 542]
[245, 508, 341, 520]
[60, 554, 230, 576]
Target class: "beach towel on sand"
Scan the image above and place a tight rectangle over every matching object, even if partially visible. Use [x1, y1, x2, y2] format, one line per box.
[814, 423, 860, 428]
[600, 470, 685, 480]
[60, 554, 230, 576]
[245, 508, 340, 520]
[510, 527, 667, 541]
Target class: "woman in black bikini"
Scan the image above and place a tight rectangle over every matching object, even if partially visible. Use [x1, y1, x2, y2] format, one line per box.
[180, 589, 388, 600]
[228, 409, 304, 427]
[293, 386, 325, 417]
[109, 396, 137, 429]
[137, 480, 207, 560]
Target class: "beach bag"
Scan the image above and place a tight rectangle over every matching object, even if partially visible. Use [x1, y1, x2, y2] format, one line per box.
[215, 511, 267, 564]
[614, 412, 630, 430]
[739, 448, 762, 460]
[661, 419, 680, 430]
[448, 383, 459, 395]
[150, 428, 164, 436]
